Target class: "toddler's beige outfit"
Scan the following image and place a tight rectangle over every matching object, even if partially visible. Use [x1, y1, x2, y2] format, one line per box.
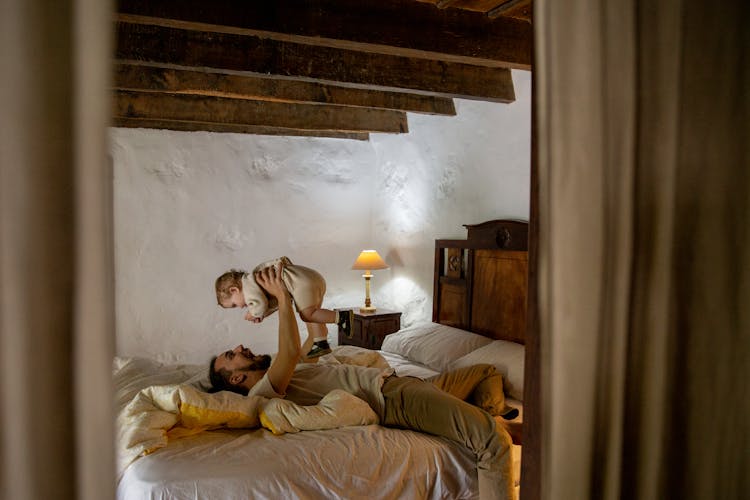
[241, 256, 326, 319]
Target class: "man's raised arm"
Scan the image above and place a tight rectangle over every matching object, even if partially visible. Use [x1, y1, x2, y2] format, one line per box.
[255, 262, 301, 395]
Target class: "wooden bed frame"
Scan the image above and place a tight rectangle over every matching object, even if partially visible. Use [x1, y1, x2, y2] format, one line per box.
[433, 219, 529, 344]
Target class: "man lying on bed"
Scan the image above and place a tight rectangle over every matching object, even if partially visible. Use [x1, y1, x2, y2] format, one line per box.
[209, 262, 515, 500]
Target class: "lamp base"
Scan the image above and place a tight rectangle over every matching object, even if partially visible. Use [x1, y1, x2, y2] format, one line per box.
[359, 306, 377, 313]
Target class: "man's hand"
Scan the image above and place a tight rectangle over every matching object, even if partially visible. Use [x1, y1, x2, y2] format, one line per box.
[255, 262, 290, 302]
[242, 264, 287, 323]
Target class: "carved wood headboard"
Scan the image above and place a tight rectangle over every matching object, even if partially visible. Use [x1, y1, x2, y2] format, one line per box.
[432, 220, 529, 344]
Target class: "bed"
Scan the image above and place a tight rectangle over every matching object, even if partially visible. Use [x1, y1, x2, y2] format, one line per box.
[115, 219, 528, 500]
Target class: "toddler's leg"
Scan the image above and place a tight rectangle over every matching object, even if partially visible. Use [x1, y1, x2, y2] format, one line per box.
[297, 301, 353, 339]
[298, 305, 353, 334]
[298, 305, 336, 324]
[304, 321, 331, 358]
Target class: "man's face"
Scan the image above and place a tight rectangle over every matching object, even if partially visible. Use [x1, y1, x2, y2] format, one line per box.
[214, 344, 271, 374]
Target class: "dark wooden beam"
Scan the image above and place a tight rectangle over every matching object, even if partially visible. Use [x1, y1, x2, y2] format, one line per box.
[115, 22, 516, 103]
[113, 91, 409, 133]
[111, 117, 370, 140]
[113, 63, 457, 116]
[435, 0, 460, 8]
[116, 0, 531, 69]
[487, 0, 529, 19]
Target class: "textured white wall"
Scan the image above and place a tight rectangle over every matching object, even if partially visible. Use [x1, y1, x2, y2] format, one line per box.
[370, 71, 532, 326]
[112, 70, 531, 364]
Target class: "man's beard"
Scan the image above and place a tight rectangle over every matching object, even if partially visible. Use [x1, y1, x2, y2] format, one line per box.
[248, 354, 272, 371]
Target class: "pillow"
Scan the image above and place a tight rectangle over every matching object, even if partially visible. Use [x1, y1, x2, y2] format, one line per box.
[380, 322, 493, 372]
[449, 340, 525, 401]
[113, 357, 210, 411]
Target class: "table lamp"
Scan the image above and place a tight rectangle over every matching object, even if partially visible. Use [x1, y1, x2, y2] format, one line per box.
[351, 250, 389, 313]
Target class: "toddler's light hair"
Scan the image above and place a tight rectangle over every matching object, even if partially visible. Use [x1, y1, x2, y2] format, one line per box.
[215, 269, 247, 305]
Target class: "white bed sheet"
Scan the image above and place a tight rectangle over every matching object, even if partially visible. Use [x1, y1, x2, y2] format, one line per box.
[117, 424, 478, 500]
[378, 350, 441, 379]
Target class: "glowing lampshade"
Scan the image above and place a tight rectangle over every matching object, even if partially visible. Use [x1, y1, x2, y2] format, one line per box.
[351, 250, 388, 312]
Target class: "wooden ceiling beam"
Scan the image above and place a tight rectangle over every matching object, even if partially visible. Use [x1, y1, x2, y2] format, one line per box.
[116, 0, 531, 69]
[435, 0, 460, 9]
[113, 91, 409, 134]
[115, 22, 516, 103]
[486, 0, 529, 19]
[112, 117, 370, 140]
[113, 63, 457, 116]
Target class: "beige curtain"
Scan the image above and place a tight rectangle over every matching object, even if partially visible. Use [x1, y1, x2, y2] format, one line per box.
[0, 1, 114, 499]
[535, 0, 748, 499]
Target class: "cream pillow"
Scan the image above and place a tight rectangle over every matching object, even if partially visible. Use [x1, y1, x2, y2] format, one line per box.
[449, 340, 525, 401]
[380, 322, 493, 372]
[113, 357, 210, 411]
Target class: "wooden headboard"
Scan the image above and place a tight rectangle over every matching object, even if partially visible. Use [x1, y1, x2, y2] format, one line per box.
[432, 220, 529, 344]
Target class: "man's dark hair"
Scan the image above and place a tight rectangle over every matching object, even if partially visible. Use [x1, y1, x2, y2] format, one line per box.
[208, 356, 248, 395]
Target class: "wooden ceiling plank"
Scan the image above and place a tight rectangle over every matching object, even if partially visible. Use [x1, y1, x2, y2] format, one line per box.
[111, 117, 370, 140]
[115, 22, 516, 103]
[113, 91, 409, 134]
[113, 63, 456, 116]
[116, 0, 531, 69]
[423, 0, 523, 15]
[435, 0, 460, 8]
[486, 0, 529, 19]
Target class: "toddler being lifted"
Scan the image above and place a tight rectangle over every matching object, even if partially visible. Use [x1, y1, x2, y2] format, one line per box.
[215, 257, 353, 359]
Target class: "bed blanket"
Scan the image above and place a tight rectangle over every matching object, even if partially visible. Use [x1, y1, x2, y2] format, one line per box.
[116, 347, 388, 477]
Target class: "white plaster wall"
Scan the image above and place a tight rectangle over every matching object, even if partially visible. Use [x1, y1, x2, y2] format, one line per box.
[111, 70, 530, 364]
[371, 70, 532, 326]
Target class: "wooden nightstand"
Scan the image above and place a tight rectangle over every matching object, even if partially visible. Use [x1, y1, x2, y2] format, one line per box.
[338, 309, 402, 350]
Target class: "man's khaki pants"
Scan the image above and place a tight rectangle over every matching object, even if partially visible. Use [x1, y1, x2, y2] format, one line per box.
[381, 366, 515, 500]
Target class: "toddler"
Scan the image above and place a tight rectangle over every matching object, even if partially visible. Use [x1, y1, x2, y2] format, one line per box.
[215, 256, 353, 358]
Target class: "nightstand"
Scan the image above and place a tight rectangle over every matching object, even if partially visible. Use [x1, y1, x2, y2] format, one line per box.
[338, 309, 402, 350]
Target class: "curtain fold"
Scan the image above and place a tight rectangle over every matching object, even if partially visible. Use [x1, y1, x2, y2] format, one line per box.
[73, 0, 116, 498]
[0, 1, 114, 499]
[536, 0, 748, 499]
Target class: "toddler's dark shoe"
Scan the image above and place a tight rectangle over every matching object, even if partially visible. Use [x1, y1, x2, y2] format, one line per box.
[337, 309, 354, 337]
[306, 340, 332, 358]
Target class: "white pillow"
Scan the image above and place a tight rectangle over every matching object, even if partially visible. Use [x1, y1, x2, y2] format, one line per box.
[113, 357, 210, 412]
[380, 322, 493, 372]
[449, 340, 525, 401]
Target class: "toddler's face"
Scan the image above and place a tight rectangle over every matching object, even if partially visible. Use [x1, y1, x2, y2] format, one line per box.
[221, 287, 247, 309]
[244, 311, 263, 323]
